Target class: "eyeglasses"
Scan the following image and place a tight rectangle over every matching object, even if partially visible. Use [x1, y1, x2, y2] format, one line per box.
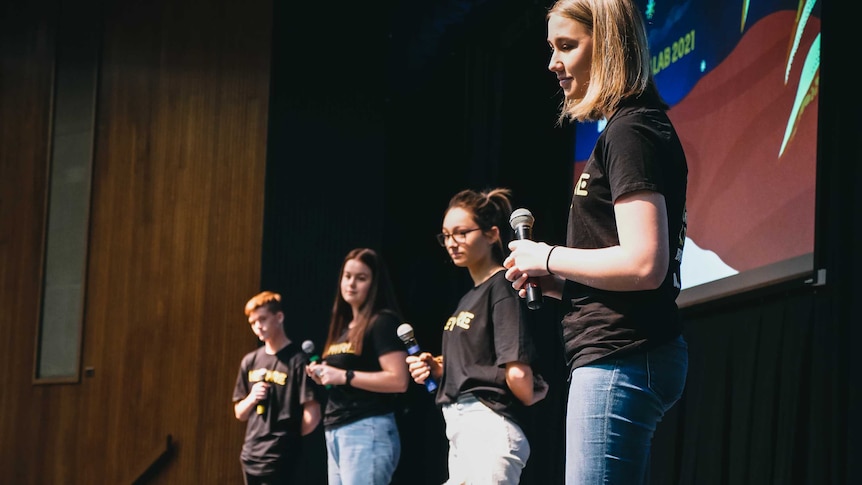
[436, 228, 481, 247]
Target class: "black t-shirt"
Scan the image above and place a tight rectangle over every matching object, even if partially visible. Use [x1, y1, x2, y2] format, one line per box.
[232, 341, 318, 476]
[321, 310, 406, 428]
[437, 270, 537, 426]
[563, 97, 688, 369]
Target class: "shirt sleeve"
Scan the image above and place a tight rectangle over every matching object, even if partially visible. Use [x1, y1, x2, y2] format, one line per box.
[370, 311, 408, 356]
[491, 277, 535, 367]
[603, 111, 666, 201]
[232, 352, 252, 403]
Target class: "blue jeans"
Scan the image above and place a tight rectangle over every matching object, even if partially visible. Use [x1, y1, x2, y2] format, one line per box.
[441, 393, 530, 485]
[325, 413, 400, 485]
[565, 335, 688, 485]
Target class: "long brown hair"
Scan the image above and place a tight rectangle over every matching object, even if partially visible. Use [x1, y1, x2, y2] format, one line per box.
[322, 248, 401, 357]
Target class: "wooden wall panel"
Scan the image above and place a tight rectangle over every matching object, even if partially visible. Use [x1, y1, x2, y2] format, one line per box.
[0, 2, 55, 484]
[0, 0, 272, 483]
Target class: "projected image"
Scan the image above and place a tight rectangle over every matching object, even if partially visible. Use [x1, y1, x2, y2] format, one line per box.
[573, 0, 821, 306]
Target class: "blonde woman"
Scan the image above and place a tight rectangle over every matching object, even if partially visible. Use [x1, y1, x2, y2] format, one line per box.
[504, 1, 689, 483]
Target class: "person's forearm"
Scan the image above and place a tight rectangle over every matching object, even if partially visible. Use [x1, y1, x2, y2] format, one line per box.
[347, 369, 409, 393]
[505, 363, 535, 406]
[301, 401, 321, 436]
[540, 274, 565, 300]
[234, 397, 255, 421]
[547, 245, 666, 291]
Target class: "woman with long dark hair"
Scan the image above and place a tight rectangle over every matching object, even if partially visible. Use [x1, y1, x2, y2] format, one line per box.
[307, 248, 409, 485]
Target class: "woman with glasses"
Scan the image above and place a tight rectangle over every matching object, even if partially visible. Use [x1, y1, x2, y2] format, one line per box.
[406, 188, 548, 485]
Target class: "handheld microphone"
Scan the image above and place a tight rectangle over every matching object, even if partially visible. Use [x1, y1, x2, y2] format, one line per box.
[256, 368, 268, 415]
[509, 208, 543, 310]
[302, 340, 320, 364]
[396, 323, 438, 392]
[303, 339, 331, 389]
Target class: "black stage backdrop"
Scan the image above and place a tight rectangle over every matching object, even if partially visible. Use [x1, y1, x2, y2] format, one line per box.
[260, 1, 861, 484]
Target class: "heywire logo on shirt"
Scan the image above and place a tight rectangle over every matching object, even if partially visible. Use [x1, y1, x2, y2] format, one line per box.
[575, 172, 590, 196]
[444, 311, 474, 332]
[248, 368, 287, 386]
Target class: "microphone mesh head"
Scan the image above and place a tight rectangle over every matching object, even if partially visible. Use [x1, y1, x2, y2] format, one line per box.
[301, 340, 315, 354]
[396, 323, 414, 342]
[509, 208, 534, 229]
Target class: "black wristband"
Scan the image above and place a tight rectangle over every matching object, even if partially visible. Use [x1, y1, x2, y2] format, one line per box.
[546, 246, 558, 275]
[345, 369, 355, 387]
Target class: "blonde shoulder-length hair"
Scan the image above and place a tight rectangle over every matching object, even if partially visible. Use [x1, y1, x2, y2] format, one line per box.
[548, 0, 666, 123]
